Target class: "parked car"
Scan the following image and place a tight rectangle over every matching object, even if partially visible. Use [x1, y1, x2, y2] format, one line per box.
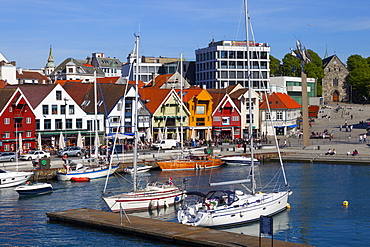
[0, 152, 17, 162]
[57, 147, 83, 157]
[20, 151, 51, 161]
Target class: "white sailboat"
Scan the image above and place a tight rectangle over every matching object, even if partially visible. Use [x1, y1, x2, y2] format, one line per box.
[56, 71, 119, 181]
[102, 35, 185, 212]
[177, 0, 291, 227]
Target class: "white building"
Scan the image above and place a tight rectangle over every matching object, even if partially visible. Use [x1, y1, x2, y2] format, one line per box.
[195, 40, 270, 91]
[91, 53, 122, 77]
[0, 52, 17, 85]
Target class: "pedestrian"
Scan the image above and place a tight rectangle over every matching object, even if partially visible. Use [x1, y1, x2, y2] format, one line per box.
[351, 114, 353, 120]
[364, 133, 367, 143]
[339, 125, 342, 131]
[242, 142, 247, 153]
[350, 125, 353, 132]
[359, 135, 363, 143]
[62, 155, 67, 164]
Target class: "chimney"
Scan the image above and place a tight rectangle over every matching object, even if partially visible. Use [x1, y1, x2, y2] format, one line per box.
[152, 73, 156, 85]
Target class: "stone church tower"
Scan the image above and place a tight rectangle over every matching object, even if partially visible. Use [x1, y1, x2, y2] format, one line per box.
[322, 55, 349, 103]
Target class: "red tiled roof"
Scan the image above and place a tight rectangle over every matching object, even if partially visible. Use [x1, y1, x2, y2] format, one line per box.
[0, 79, 7, 89]
[259, 92, 301, 109]
[55, 80, 83, 86]
[138, 88, 172, 114]
[5, 84, 57, 108]
[83, 63, 94, 67]
[16, 71, 48, 82]
[97, 77, 120, 84]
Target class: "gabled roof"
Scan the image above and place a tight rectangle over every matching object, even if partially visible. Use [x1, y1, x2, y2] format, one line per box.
[52, 58, 104, 76]
[55, 80, 83, 86]
[145, 72, 191, 89]
[97, 77, 120, 84]
[16, 70, 48, 82]
[0, 88, 17, 114]
[259, 92, 301, 110]
[175, 86, 203, 102]
[63, 82, 131, 116]
[5, 84, 58, 109]
[322, 54, 347, 69]
[138, 88, 172, 114]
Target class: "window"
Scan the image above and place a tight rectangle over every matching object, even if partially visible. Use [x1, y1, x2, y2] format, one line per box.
[4, 144, 10, 151]
[56, 91, 62, 100]
[196, 118, 205, 126]
[36, 119, 40, 130]
[26, 117, 31, 124]
[52, 105, 58, 114]
[9, 107, 12, 112]
[76, 119, 82, 129]
[214, 116, 221, 122]
[266, 112, 271, 120]
[66, 119, 73, 129]
[117, 102, 122, 111]
[69, 105, 74, 115]
[44, 119, 51, 130]
[222, 117, 230, 125]
[26, 131, 32, 137]
[42, 105, 49, 115]
[81, 100, 90, 107]
[87, 120, 93, 131]
[333, 78, 338, 87]
[55, 119, 62, 129]
[4, 132, 10, 138]
[4, 118, 10, 125]
[60, 105, 66, 115]
[232, 116, 239, 121]
[196, 105, 205, 114]
[277, 111, 283, 120]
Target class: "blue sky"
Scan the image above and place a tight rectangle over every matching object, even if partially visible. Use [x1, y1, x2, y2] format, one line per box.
[1, 0, 369, 69]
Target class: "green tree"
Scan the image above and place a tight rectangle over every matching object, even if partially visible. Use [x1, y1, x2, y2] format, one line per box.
[281, 49, 324, 96]
[282, 53, 301, 77]
[347, 54, 370, 102]
[269, 55, 282, 76]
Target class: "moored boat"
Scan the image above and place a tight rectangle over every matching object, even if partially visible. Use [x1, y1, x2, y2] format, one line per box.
[221, 155, 260, 165]
[102, 35, 186, 212]
[15, 182, 53, 195]
[57, 163, 119, 181]
[124, 164, 152, 174]
[156, 154, 223, 171]
[0, 169, 34, 188]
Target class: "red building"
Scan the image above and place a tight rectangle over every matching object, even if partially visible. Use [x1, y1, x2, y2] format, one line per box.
[210, 93, 242, 139]
[0, 88, 36, 153]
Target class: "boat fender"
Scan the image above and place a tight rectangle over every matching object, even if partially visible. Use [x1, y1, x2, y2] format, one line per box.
[342, 201, 348, 207]
[26, 181, 30, 185]
[286, 203, 291, 209]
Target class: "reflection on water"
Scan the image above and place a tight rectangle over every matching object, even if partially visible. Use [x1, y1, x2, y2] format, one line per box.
[1, 163, 370, 246]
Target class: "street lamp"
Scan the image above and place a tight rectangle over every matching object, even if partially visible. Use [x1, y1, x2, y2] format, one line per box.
[64, 97, 69, 147]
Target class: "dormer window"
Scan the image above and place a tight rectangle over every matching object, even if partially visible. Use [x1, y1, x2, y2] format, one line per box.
[81, 100, 91, 106]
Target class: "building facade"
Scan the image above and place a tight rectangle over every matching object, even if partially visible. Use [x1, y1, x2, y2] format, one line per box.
[322, 55, 349, 103]
[195, 40, 270, 91]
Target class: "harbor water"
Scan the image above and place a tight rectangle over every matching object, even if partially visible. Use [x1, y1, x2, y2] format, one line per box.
[1, 162, 370, 246]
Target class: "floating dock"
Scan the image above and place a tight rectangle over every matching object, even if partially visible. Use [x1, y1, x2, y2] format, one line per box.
[46, 208, 309, 247]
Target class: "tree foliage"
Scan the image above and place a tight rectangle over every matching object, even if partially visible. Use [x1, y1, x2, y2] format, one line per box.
[347, 54, 370, 101]
[269, 55, 282, 76]
[282, 53, 301, 77]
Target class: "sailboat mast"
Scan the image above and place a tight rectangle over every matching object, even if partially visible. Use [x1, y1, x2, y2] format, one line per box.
[133, 34, 140, 192]
[244, 0, 256, 195]
[94, 70, 99, 160]
[180, 53, 184, 156]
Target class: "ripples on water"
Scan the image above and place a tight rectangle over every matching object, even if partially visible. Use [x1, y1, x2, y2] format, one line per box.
[1, 163, 370, 246]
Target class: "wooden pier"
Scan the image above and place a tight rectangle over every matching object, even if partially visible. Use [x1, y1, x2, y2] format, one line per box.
[46, 208, 309, 247]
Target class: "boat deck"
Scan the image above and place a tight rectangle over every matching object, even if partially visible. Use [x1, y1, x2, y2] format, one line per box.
[46, 208, 309, 247]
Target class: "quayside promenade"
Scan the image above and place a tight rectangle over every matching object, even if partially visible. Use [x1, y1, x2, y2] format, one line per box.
[47, 208, 309, 247]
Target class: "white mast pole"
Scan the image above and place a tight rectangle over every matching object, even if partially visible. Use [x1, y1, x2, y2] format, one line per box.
[94, 70, 99, 160]
[180, 53, 184, 157]
[244, 0, 256, 195]
[133, 34, 140, 192]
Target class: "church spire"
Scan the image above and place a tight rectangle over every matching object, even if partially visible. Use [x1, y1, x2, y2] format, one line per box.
[324, 44, 328, 59]
[46, 45, 55, 68]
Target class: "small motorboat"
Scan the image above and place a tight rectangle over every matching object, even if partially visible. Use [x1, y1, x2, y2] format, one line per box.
[124, 165, 152, 174]
[220, 155, 260, 165]
[70, 177, 90, 182]
[15, 182, 53, 195]
[0, 169, 34, 188]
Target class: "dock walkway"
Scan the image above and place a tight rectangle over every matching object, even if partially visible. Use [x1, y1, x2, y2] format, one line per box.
[46, 208, 309, 247]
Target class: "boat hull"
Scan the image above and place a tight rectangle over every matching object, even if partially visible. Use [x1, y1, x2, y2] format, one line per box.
[178, 191, 290, 227]
[221, 156, 260, 166]
[57, 165, 119, 181]
[0, 171, 34, 188]
[157, 155, 223, 171]
[103, 185, 185, 212]
[15, 183, 53, 195]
